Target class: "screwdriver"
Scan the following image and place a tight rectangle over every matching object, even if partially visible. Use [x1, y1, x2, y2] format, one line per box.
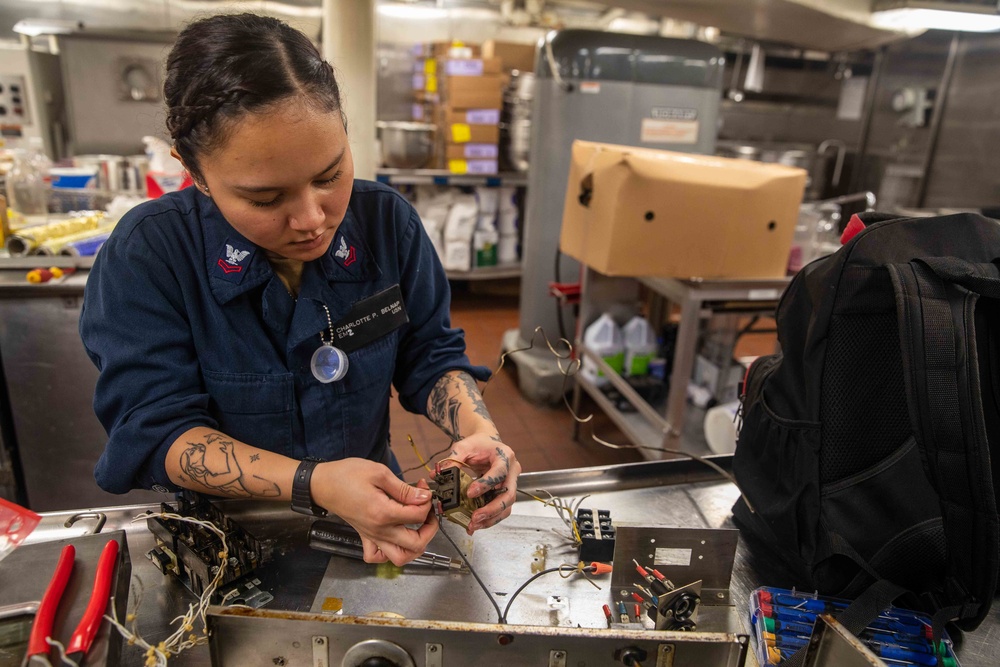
[308, 520, 468, 573]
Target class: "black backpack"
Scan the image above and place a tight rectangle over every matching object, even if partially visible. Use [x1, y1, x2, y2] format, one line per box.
[732, 211, 1000, 638]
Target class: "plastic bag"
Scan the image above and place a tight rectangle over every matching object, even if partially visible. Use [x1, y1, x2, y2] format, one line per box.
[0, 497, 40, 564]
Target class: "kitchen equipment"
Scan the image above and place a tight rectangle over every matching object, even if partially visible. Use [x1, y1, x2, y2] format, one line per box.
[502, 71, 535, 172]
[71, 154, 124, 191]
[514, 30, 723, 402]
[375, 121, 436, 169]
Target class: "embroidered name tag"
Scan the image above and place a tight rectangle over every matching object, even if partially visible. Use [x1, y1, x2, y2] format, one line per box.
[331, 284, 409, 353]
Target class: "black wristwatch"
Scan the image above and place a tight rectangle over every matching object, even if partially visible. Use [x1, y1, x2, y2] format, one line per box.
[291, 458, 328, 517]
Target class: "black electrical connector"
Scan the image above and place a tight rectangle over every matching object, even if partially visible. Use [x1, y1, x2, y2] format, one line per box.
[577, 508, 615, 562]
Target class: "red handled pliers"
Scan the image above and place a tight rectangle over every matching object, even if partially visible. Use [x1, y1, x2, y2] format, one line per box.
[24, 539, 120, 666]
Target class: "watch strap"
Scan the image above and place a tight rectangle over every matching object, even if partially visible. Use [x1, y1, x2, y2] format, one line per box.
[291, 458, 327, 516]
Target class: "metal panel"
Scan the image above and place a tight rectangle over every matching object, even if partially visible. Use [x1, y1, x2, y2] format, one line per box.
[58, 35, 172, 156]
[0, 281, 165, 510]
[0, 529, 131, 667]
[611, 525, 739, 606]
[208, 607, 749, 667]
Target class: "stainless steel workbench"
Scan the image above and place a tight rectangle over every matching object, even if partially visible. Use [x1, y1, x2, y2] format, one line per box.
[8, 458, 1000, 666]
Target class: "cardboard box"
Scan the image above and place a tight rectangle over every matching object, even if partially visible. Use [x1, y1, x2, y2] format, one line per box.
[482, 40, 537, 73]
[440, 122, 500, 144]
[437, 57, 502, 76]
[441, 75, 503, 109]
[440, 108, 501, 126]
[447, 158, 498, 175]
[429, 41, 480, 59]
[445, 143, 499, 160]
[560, 141, 807, 280]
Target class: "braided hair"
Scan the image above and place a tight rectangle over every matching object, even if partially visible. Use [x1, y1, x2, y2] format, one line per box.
[164, 13, 343, 183]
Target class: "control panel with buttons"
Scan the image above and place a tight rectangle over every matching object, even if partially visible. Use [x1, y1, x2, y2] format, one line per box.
[0, 75, 30, 124]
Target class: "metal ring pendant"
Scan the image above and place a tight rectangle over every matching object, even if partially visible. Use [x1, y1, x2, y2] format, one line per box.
[310, 343, 349, 383]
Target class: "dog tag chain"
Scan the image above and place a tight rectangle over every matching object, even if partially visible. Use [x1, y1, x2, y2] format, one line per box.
[310, 304, 349, 383]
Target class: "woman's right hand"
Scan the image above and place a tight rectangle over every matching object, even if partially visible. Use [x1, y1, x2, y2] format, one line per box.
[311, 458, 438, 566]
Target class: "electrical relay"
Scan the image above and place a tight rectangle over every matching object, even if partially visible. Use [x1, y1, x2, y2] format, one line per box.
[576, 508, 615, 562]
[431, 466, 498, 528]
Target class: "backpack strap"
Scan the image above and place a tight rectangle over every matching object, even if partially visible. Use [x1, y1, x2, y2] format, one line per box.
[887, 258, 999, 630]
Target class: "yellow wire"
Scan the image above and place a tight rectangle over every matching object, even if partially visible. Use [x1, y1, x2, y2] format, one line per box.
[407, 434, 433, 474]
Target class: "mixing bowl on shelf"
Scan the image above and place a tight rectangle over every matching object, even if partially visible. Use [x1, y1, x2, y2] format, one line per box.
[376, 121, 436, 169]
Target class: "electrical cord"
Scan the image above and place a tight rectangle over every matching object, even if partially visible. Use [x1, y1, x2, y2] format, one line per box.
[502, 563, 600, 624]
[404, 324, 755, 512]
[434, 517, 507, 624]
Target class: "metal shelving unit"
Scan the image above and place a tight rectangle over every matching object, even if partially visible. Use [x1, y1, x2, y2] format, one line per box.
[572, 267, 791, 459]
[375, 168, 529, 187]
[444, 262, 521, 281]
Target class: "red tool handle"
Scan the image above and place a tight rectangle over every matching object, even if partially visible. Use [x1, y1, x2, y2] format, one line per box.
[27, 544, 76, 657]
[66, 539, 120, 657]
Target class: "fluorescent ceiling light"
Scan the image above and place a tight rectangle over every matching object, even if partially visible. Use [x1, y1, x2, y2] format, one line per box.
[378, 3, 448, 20]
[871, 1, 1000, 32]
[13, 18, 82, 37]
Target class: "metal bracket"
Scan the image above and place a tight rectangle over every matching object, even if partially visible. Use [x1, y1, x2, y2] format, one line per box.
[656, 643, 675, 667]
[426, 643, 443, 667]
[549, 649, 567, 667]
[611, 525, 738, 605]
[312, 635, 329, 667]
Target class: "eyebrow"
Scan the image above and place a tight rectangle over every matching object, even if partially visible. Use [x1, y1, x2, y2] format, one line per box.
[232, 148, 346, 193]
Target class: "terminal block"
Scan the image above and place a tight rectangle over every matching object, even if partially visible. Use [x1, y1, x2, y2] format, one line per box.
[577, 508, 615, 562]
[431, 466, 497, 529]
[145, 490, 273, 604]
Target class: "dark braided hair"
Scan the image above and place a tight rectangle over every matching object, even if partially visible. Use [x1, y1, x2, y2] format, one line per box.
[164, 13, 343, 183]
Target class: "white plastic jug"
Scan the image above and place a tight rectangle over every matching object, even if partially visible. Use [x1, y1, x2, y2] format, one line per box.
[581, 313, 624, 387]
[622, 315, 657, 377]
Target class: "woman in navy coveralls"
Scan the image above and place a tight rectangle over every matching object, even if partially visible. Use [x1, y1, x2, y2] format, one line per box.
[80, 13, 520, 565]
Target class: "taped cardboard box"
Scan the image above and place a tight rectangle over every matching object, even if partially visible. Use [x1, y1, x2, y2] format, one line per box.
[439, 122, 500, 144]
[441, 75, 503, 109]
[482, 40, 537, 73]
[560, 141, 807, 279]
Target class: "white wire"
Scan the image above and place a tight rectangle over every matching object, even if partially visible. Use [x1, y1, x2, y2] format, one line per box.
[103, 512, 232, 667]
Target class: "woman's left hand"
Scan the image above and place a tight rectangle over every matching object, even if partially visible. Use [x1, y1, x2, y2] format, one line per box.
[446, 433, 520, 535]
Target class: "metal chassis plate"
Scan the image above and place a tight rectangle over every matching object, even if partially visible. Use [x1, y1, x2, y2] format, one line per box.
[207, 606, 750, 667]
[611, 525, 739, 606]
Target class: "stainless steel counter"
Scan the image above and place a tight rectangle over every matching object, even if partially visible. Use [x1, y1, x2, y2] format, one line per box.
[9, 459, 1000, 666]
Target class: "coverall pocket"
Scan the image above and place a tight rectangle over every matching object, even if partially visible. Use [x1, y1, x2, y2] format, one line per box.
[202, 369, 295, 455]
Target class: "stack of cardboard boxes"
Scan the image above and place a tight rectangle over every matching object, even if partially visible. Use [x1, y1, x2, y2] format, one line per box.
[411, 41, 504, 174]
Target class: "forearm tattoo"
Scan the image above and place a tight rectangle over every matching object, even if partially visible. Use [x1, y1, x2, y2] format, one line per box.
[177, 432, 280, 498]
[428, 372, 497, 441]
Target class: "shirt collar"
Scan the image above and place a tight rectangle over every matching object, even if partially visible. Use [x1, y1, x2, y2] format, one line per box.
[202, 195, 380, 306]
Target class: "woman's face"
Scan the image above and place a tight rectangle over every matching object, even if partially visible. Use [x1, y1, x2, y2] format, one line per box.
[197, 100, 354, 261]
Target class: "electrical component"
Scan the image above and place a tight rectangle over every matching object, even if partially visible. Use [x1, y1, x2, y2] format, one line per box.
[145, 491, 273, 603]
[430, 466, 498, 529]
[576, 508, 615, 562]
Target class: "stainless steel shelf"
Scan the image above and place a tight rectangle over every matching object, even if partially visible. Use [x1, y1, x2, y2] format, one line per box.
[376, 169, 529, 187]
[444, 263, 521, 281]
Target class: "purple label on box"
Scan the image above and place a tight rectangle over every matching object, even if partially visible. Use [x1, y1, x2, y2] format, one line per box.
[412, 74, 425, 90]
[465, 109, 500, 124]
[463, 144, 499, 159]
[445, 59, 484, 76]
[466, 159, 498, 175]
[412, 104, 425, 120]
